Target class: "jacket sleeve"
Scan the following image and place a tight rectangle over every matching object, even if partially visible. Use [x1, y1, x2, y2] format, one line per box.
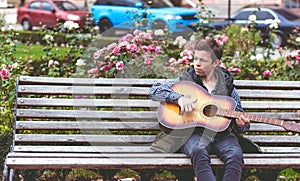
[231, 87, 250, 133]
[148, 79, 182, 104]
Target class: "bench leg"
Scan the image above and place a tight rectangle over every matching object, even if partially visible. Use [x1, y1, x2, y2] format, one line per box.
[8, 169, 16, 181]
[2, 159, 8, 181]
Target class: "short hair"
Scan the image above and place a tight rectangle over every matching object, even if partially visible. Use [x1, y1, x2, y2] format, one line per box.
[194, 39, 223, 63]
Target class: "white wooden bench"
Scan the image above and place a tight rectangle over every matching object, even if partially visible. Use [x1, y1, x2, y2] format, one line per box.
[2, 76, 300, 181]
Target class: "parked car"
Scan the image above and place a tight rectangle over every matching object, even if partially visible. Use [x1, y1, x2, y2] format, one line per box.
[91, 0, 200, 34]
[285, 0, 299, 8]
[17, 0, 91, 30]
[209, 7, 300, 47]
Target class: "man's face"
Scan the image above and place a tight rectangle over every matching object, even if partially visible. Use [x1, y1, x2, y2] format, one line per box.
[193, 50, 218, 77]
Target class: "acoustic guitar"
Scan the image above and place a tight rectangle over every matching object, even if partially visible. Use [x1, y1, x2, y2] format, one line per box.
[157, 81, 300, 133]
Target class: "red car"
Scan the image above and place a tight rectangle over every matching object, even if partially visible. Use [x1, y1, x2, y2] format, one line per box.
[17, 0, 90, 30]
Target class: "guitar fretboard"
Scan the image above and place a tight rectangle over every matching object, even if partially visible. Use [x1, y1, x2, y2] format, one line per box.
[217, 108, 284, 127]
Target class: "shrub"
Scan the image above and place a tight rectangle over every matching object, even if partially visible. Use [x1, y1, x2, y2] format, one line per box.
[89, 29, 180, 79]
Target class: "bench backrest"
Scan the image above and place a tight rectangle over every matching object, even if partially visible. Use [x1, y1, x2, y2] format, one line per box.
[12, 76, 300, 154]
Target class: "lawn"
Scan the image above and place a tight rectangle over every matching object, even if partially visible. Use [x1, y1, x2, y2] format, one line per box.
[15, 43, 70, 59]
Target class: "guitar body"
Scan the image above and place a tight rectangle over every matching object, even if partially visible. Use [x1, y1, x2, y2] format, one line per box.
[157, 81, 237, 132]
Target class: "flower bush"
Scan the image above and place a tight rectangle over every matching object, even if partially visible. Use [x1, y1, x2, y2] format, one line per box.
[264, 49, 300, 80]
[0, 27, 33, 134]
[90, 29, 177, 78]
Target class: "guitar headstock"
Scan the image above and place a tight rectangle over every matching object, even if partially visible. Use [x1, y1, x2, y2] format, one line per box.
[282, 121, 300, 133]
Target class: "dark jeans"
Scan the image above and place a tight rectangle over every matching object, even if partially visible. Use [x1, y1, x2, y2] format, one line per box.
[182, 133, 244, 181]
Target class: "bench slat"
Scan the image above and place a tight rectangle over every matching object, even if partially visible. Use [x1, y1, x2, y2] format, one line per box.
[14, 134, 300, 144]
[6, 157, 300, 169]
[12, 145, 300, 153]
[242, 101, 300, 109]
[17, 109, 157, 120]
[18, 76, 166, 86]
[238, 90, 300, 99]
[19, 76, 300, 89]
[13, 146, 153, 153]
[15, 134, 155, 143]
[16, 98, 299, 110]
[234, 80, 300, 89]
[16, 109, 300, 121]
[15, 121, 160, 130]
[15, 121, 287, 132]
[18, 85, 149, 96]
[17, 98, 159, 108]
[7, 153, 300, 159]
[17, 85, 300, 99]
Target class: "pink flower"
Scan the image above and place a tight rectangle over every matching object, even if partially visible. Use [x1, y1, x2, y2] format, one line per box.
[0, 68, 10, 80]
[263, 70, 271, 77]
[178, 58, 184, 64]
[146, 30, 153, 35]
[221, 35, 229, 44]
[107, 43, 118, 51]
[215, 39, 223, 45]
[228, 66, 241, 73]
[214, 34, 229, 46]
[48, 60, 54, 67]
[100, 65, 109, 71]
[169, 57, 176, 64]
[215, 34, 221, 39]
[54, 61, 60, 66]
[205, 36, 211, 41]
[180, 50, 192, 57]
[143, 33, 152, 40]
[142, 45, 150, 54]
[133, 29, 139, 36]
[155, 46, 162, 53]
[144, 57, 153, 65]
[93, 50, 102, 59]
[112, 46, 121, 55]
[126, 44, 138, 53]
[285, 61, 295, 66]
[7, 65, 12, 70]
[132, 53, 138, 59]
[107, 62, 115, 70]
[148, 44, 155, 52]
[116, 61, 124, 70]
[119, 34, 134, 42]
[88, 67, 98, 74]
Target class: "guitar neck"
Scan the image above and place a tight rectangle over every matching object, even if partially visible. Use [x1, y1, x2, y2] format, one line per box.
[217, 109, 284, 127]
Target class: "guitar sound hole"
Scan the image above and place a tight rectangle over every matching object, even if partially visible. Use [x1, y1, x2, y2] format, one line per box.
[203, 104, 218, 117]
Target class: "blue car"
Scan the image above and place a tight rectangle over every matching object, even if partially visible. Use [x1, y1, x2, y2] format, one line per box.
[91, 0, 200, 34]
[209, 7, 300, 47]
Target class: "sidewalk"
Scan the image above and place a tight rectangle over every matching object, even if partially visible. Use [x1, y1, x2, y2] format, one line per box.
[0, 8, 23, 30]
[0, 7, 17, 24]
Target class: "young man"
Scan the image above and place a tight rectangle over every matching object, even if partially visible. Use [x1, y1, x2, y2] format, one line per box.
[149, 39, 250, 181]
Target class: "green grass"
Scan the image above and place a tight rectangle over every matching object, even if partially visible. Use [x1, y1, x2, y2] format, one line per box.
[15, 43, 69, 59]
